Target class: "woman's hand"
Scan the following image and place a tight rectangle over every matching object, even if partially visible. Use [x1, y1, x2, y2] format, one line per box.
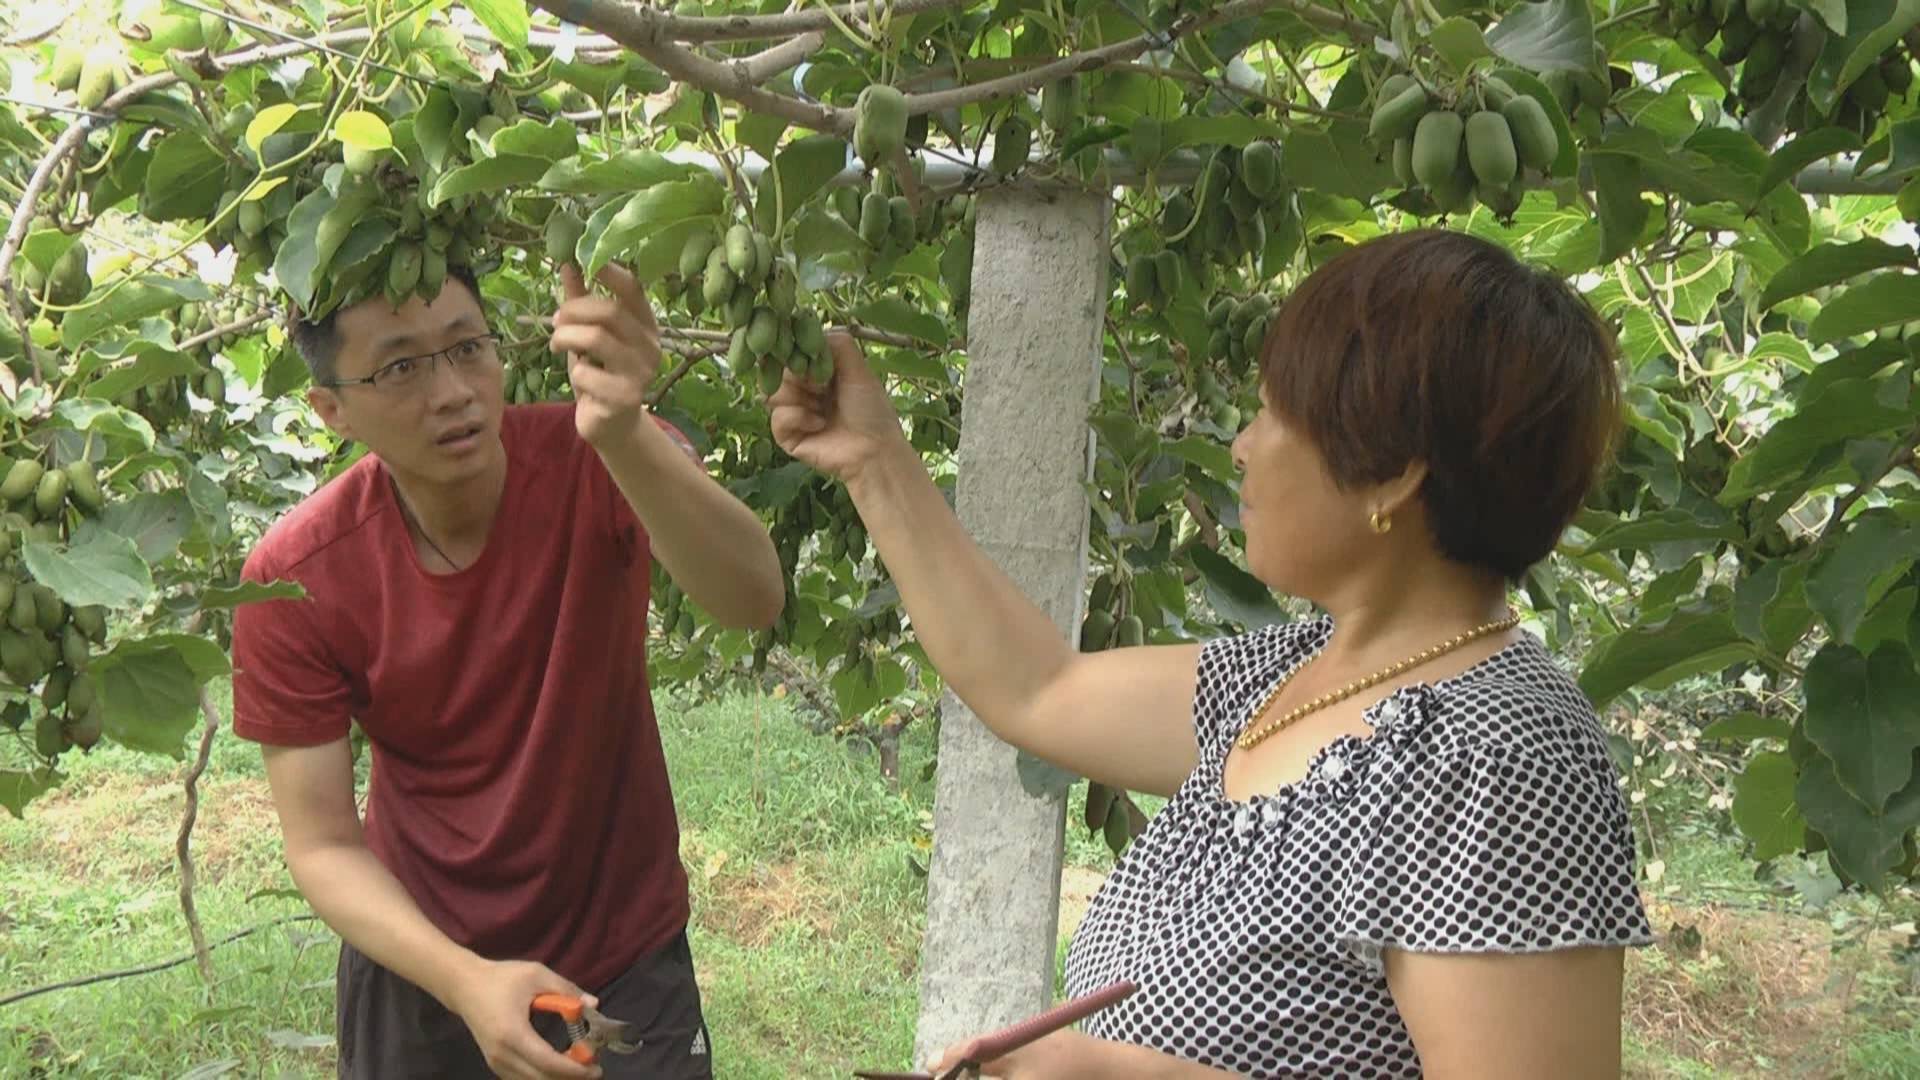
[927, 1029, 1110, 1080]
[766, 329, 914, 488]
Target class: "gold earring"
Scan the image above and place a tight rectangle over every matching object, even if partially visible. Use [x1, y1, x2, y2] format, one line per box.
[1370, 509, 1392, 534]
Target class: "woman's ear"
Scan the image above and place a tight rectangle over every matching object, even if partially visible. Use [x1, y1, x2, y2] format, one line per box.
[1371, 458, 1429, 522]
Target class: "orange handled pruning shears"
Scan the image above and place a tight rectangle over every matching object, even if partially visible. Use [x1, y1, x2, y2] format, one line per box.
[530, 993, 643, 1065]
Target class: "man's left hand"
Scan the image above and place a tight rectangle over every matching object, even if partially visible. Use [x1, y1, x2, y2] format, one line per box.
[549, 262, 661, 448]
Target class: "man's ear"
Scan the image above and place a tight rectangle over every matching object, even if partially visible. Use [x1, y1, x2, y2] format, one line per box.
[307, 386, 353, 441]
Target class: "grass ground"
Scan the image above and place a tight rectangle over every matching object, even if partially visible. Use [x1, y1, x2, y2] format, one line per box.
[2, 685, 1916, 1078]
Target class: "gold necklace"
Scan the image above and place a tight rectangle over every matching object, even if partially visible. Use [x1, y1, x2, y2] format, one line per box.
[1235, 610, 1523, 751]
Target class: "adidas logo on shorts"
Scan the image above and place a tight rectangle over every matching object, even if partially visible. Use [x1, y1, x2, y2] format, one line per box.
[689, 1029, 707, 1057]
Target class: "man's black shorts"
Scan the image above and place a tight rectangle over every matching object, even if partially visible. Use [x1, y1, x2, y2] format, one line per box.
[334, 927, 714, 1078]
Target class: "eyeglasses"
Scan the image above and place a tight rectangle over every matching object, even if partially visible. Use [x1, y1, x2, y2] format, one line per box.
[322, 333, 500, 392]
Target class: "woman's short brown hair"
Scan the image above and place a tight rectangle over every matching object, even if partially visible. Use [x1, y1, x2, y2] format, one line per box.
[1260, 228, 1621, 582]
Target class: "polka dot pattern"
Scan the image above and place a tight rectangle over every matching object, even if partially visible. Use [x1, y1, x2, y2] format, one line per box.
[1063, 618, 1655, 1078]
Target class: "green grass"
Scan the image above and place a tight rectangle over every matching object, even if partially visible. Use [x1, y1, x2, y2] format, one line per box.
[3, 685, 1916, 1078]
[0, 685, 1125, 1078]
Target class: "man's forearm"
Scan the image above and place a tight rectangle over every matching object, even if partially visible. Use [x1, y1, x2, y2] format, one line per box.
[593, 413, 784, 629]
[290, 842, 481, 1011]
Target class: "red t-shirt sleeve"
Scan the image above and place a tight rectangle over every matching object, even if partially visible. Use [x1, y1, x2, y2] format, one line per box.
[230, 555, 355, 747]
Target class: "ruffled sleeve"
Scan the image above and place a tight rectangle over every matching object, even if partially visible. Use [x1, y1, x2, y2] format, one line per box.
[1333, 735, 1653, 975]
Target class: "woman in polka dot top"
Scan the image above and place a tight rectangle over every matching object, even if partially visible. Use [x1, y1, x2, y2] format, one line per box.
[769, 227, 1655, 1078]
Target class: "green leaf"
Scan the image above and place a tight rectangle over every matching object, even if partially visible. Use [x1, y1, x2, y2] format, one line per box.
[244, 102, 305, 156]
[1281, 122, 1398, 201]
[1162, 114, 1288, 153]
[1749, 332, 1817, 374]
[867, 348, 949, 381]
[463, 0, 530, 48]
[21, 228, 76, 275]
[1164, 436, 1238, 483]
[1802, 337, 1909, 400]
[737, 112, 789, 163]
[242, 176, 288, 202]
[1761, 128, 1865, 199]
[1622, 384, 1686, 455]
[1809, 273, 1920, 342]
[88, 344, 202, 401]
[875, 656, 909, 700]
[272, 189, 335, 312]
[538, 150, 702, 194]
[1702, 710, 1793, 742]
[1757, 238, 1915, 311]
[52, 399, 156, 449]
[334, 110, 392, 153]
[850, 297, 948, 347]
[0, 767, 62, 820]
[1881, 117, 1920, 180]
[755, 135, 855, 236]
[1721, 379, 1912, 502]
[1574, 508, 1743, 553]
[1589, 150, 1648, 263]
[1732, 557, 1816, 656]
[199, 580, 307, 609]
[729, 461, 811, 512]
[1430, 16, 1494, 69]
[1855, 586, 1917, 653]
[1059, 123, 1129, 164]
[1806, 509, 1920, 643]
[490, 118, 579, 162]
[58, 275, 208, 351]
[429, 154, 554, 206]
[415, 89, 458, 172]
[1803, 641, 1920, 810]
[1190, 546, 1286, 628]
[1485, 0, 1599, 73]
[185, 465, 231, 547]
[1901, 176, 1920, 223]
[582, 177, 726, 280]
[1594, 125, 1757, 208]
[830, 660, 881, 717]
[1795, 0, 1849, 33]
[89, 635, 218, 758]
[1578, 604, 1760, 706]
[1806, 0, 1920, 114]
[1732, 751, 1806, 861]
[625, 218, 719, 284]
[792, 205, 868, 285]
[1797, 752, 1920, 888]
[21, 532, 154, 609]
[89, 491, 195, 563]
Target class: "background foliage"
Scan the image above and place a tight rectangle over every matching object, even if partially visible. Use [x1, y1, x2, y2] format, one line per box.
[1, 0, 1917, 908]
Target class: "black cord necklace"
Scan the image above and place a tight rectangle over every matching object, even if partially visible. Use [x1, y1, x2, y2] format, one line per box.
[390, 477, 464, 572]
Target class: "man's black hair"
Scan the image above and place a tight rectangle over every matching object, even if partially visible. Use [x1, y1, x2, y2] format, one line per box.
[286, 263, 483, 385]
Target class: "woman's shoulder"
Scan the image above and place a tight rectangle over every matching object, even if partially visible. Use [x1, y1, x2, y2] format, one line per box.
[1196, 616, 1328, 696]
[1415, 632, 1616, 768]
[1188, 617, 1330, 754]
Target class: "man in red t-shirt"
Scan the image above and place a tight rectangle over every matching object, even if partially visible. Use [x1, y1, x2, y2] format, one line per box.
[230, 259, 784, 1079]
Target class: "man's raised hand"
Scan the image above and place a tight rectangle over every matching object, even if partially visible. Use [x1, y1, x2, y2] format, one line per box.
[549, 262, 661, 448]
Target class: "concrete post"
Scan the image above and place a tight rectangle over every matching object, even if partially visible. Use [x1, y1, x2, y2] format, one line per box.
[911, 183, 1111, 1064]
